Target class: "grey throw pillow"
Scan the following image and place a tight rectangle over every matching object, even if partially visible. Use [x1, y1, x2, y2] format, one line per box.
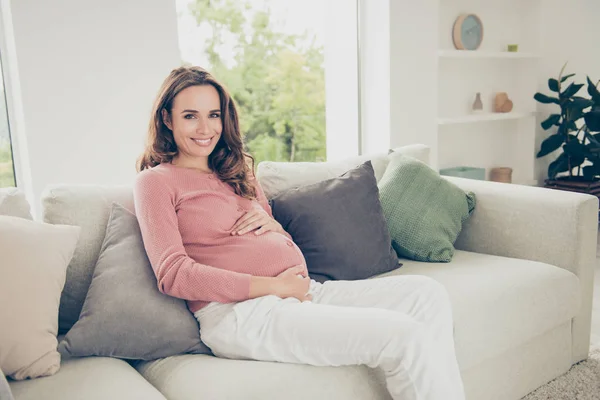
[58, 203, 211, 360]
[271, 161, 400, 282]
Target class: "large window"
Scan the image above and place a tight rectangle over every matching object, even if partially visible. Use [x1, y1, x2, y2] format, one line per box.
[176, 0, 360, 165]
[0, 54, 15, 188]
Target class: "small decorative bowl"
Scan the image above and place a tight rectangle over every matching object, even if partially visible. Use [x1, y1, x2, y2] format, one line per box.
[507, 44, 519, 52]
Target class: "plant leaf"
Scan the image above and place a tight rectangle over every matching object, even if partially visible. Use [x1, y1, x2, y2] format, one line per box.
[570, 108, 584, 121]
[587, 76, 600, 102]
[537, 133, 564, 157]
[585, 144, 599, 158]
[561, 73, 575, 82]
[568, 97, 593, 121]
[563, 139, 586, 169]
[585, 131, 600, 146]
[548, 78, 559, 92]
[548, 152, 569, 179]
[566, 120, 578, 132]
[582, 165, 598, 180]
[563, 139, 587, 158]
[541, 114, 561, 130]
[571, 96, 594, 109]
[569, 154, 586, 169]
[561, 83, 584, 99]
[534, 92, 560, 104]
[584, 110, 600, 132]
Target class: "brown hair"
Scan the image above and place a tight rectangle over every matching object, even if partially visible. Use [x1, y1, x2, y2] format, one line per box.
[136, 66, 257, 199]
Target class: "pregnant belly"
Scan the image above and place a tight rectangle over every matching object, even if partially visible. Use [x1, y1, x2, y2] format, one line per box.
[189, 231, 306, 277]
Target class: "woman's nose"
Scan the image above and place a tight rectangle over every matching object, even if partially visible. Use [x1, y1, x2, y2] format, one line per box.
[196, 117, 209, 133]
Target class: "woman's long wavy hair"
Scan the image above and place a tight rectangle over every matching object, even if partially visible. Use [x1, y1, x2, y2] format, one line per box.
[136, 66, 257, 199]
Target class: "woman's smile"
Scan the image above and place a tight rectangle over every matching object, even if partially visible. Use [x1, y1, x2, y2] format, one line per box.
[191, 137, 214, 147]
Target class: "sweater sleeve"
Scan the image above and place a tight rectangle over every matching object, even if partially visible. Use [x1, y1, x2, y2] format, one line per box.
[133, 170, 252, 303]
[253, 176, 293, 240]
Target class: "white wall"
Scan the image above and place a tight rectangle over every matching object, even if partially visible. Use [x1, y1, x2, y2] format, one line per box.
[325, 0, 360, 162]
[535, 0, 600, 183]
[9, 0, 181, 216]
[359, 0, 389, 156]
[359, 0, 439, 165]
[388, 0, 439, 169]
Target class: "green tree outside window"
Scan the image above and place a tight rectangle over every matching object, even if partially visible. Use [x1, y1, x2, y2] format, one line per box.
[0, 56, 16, 188]
[185, 0, 327, 165]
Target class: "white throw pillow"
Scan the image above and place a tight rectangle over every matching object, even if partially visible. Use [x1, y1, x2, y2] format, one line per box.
[0, 216, 80, 380]
[0, 188, 33, 220]
[256, 144, 430, 199]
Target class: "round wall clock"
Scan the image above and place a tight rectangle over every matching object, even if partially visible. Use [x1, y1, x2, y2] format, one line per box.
[453, 14, 484, 50]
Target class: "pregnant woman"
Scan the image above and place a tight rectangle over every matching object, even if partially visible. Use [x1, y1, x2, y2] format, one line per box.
[133, 65, 465, 400]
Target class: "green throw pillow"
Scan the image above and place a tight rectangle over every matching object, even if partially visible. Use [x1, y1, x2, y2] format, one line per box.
[378, 152, 476, 262]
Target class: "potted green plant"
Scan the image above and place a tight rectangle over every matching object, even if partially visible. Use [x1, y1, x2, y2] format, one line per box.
[535, 64, 600, 196]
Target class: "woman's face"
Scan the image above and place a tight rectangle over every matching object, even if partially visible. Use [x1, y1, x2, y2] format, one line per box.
[164, 84, 223, 163]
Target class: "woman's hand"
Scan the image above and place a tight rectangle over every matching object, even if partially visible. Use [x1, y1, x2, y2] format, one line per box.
[275, 265, 312, 302]
[248, 265, 312, 301]
[231, 208, 284, 236]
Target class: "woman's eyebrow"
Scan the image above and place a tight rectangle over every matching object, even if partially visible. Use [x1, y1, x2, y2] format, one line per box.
[180, 109, 221, 114]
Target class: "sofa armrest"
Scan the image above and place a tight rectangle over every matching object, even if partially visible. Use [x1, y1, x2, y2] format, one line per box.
[447, 176, 598, 363]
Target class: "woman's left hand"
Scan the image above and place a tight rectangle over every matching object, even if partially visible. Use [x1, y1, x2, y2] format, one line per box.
[231, 209, 284, 236]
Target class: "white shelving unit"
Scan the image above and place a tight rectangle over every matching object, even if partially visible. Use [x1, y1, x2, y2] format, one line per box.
[438, 111, 536, 125]
[436, 0, 542, 186]
[438, 50, 540, 60]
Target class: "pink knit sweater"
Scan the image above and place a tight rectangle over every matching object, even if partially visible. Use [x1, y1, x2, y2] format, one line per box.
[133, 163, 308, 313]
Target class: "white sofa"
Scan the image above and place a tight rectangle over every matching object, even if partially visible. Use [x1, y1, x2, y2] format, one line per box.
[4, 145, 598, 400]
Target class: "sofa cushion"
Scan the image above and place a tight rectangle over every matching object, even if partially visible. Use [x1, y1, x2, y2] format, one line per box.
[134, 251, 580, 400]
[0, 188, 32, 219]
[59, 203, 210, 360]
[375, 250, 581, 371]
[41, 185, 134, 333]
[257, 144, 430, 199]
[271, 161, 399, 282]
[9, 352, 165, 400]
[0, 216, 80, 380]
[135, 354, 389, 400]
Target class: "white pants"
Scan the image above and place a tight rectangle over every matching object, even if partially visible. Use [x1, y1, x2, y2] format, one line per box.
[195, 275, 465, 400]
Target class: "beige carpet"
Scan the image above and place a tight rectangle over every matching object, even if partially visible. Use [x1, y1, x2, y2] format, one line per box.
[521, 347, 600, 400]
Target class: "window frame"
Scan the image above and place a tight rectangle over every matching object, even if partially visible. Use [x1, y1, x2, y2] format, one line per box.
[0, 50, 16, 188]
[175, 0, 365, 163]
[0, 0, 29, 192]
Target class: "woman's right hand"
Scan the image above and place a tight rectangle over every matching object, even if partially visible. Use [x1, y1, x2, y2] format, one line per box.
[275, 265, 312, 302]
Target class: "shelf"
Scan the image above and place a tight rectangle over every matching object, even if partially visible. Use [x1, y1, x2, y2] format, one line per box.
[438, 50, 541, 59]
[437, 111, 535, 125]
